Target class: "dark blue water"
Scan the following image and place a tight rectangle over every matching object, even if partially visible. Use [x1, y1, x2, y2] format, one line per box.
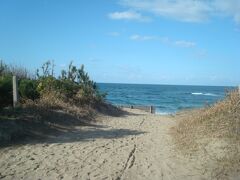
[98, 83, 234, 114]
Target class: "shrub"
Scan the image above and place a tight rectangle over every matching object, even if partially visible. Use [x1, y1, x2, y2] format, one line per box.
[19, 79, 39, 100]
[0, 60, 31, 79]
[0, 75, 13, 107]
[0, 61, 7, 76]
[0, 60, 106, 108]
[37, 61, 106, 105]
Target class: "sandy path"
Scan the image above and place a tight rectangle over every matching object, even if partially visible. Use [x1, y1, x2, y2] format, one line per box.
[0, 109, 218, 179]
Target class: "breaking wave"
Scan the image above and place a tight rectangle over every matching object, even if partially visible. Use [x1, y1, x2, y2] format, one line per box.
[191, 92, 219, 96]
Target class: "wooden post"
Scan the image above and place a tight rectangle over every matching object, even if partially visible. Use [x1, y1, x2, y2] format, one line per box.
[12, 76, 18, 108]
[238, 85, 240, 95]
[150, 106, 154, 114]
[130, 105, 133, 109]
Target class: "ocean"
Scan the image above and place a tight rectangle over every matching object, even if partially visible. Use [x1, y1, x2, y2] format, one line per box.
[98, 83, 235, 114]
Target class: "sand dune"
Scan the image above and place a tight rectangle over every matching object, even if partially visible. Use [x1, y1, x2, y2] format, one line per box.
[0, 109, 237, 180]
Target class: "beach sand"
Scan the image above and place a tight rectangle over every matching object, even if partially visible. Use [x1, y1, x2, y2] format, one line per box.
[0, 108, 237, 180]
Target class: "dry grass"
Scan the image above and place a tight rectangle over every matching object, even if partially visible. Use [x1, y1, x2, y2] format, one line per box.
[21, 91, 96, 121]
[172, 89, 240, 178]
[0, 90, 124, 145]
[21, 90, 124, 123]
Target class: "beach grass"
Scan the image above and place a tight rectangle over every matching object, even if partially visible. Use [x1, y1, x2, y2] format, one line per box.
[172, 89, 240, 177]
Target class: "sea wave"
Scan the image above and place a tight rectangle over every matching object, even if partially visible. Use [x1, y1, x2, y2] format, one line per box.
[191, 92, 219, 96]
[191, 92, 203, 95]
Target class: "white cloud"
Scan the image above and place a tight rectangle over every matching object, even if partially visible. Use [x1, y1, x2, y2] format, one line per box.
[108, 10, 151, 22]
[130, 34, 196, 48]
[119, 0, 240, 24]
[213, 0, 240, 24]
[130, 34, 156, 41]
[108, 32, 120, 36]
[175, 40, 196, 48]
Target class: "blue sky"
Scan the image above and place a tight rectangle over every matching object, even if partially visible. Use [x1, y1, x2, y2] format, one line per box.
[0, 0, 240, 86]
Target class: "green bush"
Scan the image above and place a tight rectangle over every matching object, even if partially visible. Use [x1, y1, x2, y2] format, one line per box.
[0, 75, 12, 107]
[58, 79, 79, 98]
[37, 77, 79, 98]
[19, 79, 39, 100]
[37, 61, 106, 105]
[0, 60, 106, 108]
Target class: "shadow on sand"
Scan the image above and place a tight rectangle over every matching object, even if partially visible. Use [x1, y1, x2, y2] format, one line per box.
[0, 105, 145, 148]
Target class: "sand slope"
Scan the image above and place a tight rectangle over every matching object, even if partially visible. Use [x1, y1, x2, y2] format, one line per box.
[0, 109, 237, 180]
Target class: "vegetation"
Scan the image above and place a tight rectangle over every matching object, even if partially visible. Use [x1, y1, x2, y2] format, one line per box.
[0, 75, 12, 107]
[0, 60, 106, 108]
[172, 89, 240, 178]
[19, 79, 39, 100]
[0, 60, 30, 79]
[0, 60, 111, 143]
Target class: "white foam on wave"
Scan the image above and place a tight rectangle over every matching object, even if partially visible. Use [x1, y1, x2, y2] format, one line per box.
[192, 92, 203, 95]
[191, 92, 219, 96]
[204, 93, 218, 96]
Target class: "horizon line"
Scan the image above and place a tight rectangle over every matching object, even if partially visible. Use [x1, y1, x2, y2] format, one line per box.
[96, 82, 236, 88]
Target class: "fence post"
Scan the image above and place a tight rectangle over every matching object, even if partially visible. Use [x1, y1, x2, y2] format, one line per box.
[12, 76, 19, 108]
[239, 85, 240, 95]
[150, 106, 154, 114]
